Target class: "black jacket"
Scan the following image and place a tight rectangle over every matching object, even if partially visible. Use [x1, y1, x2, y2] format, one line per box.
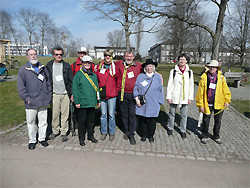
[46, 59, 73, 97]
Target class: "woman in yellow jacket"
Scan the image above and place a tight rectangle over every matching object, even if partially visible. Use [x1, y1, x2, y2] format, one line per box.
[196, 60, 231, 144]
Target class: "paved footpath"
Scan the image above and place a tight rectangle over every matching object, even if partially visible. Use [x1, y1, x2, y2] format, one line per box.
[1, 87, 249, 164]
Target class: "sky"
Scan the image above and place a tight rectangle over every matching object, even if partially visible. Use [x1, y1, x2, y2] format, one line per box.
[1, 0, 228, 57]
[1, 0, 158, 56]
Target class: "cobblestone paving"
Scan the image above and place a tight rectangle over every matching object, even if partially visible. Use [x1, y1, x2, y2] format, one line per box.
[1, 87, 249, 164]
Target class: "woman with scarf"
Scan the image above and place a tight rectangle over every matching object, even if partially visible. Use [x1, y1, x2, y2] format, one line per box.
[196, 60, 231, 144]
[72, 55, 101, 146]
[133, 59, 164, 143]
[95, 50, 118, 141]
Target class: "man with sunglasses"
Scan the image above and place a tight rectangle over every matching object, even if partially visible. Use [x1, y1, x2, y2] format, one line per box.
[46, 46, 73, 142]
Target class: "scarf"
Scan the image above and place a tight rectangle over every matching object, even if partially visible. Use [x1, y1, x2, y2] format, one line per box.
[207, 72, 217, 104]
[99, 60, 116, 76]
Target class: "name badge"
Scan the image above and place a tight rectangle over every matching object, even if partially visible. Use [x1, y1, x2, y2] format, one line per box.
[141, 80, 148, 87]
[100, 69, 106, 74]
[38, 74, 44, 81]
[127, 71, 134, 78]
[209, 83, 216, 89]
[56, 75, 63, 81]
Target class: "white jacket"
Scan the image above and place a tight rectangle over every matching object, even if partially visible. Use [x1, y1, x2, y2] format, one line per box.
[166, 64, 194, 105]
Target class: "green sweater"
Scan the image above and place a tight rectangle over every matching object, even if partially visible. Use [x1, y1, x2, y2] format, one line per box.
[73, 69, 100, 108]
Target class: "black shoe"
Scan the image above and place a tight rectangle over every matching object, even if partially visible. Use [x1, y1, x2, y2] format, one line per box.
[88, 137, 98, 143]
[61, 135, 68, 142]
[28, 143, 36, 150]
[48, 133, 59, 140]
[123, 134, 129, 140]
[129, 136, 136, 145]
[180, 132, 187, 139]
[39, 140, 49, 147]
[141, 137, 146, 142]
[167, 130, 173, 135]
[79, 140, 85, 146]
[149, 137, 154, 143]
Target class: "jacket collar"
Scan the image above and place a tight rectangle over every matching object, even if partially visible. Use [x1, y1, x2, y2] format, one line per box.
[25, 62, 44, 72]
[174, 64, 190, 72]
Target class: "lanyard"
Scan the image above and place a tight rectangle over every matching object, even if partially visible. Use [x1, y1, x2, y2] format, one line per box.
[120, 63, 132, 101]
[80, 69, 98, 92]
[182, 74, 185, 100]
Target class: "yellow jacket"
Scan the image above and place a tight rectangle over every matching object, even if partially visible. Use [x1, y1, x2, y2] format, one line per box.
[195, 71, 231, 114]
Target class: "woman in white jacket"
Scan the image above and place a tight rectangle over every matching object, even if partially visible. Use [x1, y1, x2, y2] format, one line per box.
[166, 53, 194, 139]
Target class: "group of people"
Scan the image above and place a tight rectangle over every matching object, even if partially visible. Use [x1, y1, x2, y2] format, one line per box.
[17, 47, 231, 150]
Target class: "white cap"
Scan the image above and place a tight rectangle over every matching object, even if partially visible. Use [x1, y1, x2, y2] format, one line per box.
[78, 47, 87, 52]
[207, 60, 220, 67]
[81, 55, 93, 62]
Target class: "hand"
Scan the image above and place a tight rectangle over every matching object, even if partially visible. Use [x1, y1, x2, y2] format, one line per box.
[200, 107, 204, 113]
[135, 97, 141, 108]
[96, 103, 101, 108]
[28, 100, 30, 104]
[71, 95, 74, 102]
[188, 99, 192, 104]
[75, 104, 80, 108]
[224, 103, 229, 108]
[167, 99, 172, 104]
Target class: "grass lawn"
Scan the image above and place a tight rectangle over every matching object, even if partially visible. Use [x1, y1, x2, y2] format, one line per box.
[231, 100, 250, 118]
[1, 57, 249, 130]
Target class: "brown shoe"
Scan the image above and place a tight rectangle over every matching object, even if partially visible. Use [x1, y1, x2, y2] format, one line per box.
[101, 134, 107, 141]
[109, 134, 115, 141]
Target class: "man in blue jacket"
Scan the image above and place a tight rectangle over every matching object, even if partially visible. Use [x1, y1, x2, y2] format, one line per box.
[17, 49, 52, 150]
[46, 47, 73, 142]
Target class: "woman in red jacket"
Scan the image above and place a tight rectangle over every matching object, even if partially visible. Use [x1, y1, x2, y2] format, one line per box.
[96, 50, 118, 141]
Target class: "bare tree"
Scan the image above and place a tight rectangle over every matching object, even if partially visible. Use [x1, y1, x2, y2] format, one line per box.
[224, 0, 250, 65]
[82, 0, 157, 50]
[132, 0, 230, 60]
[16, 8, 38, 47]
[135, 18, 144, 55]
[106, 29, 125, 54]
[0, 10, 12, 39]
[37, 12, 54, 56]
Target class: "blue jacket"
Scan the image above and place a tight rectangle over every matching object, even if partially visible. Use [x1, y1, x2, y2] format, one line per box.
[133, 73, 164, 117]
[17, 62, 52, 109]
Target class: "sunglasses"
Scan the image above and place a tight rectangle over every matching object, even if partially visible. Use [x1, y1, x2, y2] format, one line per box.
[55, 54, 63, 56]
[104, 55, 112, 57]
[83, 62, 92, 64]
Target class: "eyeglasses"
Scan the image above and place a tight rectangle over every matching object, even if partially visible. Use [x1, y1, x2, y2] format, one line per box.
[83, 62, 92, 64]
[55, 54, 63, 56]
[104, 55, 111, 57]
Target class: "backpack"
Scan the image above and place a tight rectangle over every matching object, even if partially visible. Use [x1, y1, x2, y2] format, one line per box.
[173, 69, 191, 79]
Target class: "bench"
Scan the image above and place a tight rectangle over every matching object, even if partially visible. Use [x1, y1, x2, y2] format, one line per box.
[224, 72, 243, 88]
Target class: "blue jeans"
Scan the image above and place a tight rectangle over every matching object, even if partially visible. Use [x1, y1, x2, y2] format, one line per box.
[100, 97, 117, 135]
[168, 104, 188, 133]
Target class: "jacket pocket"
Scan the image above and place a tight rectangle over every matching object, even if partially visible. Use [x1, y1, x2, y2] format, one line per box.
[29, 92, 39, 105]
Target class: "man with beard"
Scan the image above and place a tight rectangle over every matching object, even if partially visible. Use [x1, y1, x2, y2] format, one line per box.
[46, 47, 73, 142]
[115, 49, 142, 145]
[17, 49, 52, 150]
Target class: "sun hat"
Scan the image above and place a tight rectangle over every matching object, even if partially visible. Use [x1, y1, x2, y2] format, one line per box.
[142, 59, 158, 69]
[78, 47, 87, 53]
[206, 60, 220, 67]
[81, 55, 92, 62]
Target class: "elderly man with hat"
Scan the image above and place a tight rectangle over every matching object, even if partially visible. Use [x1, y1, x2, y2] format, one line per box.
[196, 60, 231, 144]
[71, 47, 88, 76]
[166, 53, 194, 139]
[133, 59, 164, 143]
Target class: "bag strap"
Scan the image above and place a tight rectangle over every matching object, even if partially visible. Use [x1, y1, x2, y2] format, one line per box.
[144, 74, 154, 96]
[120, 63, 132, 101]
[80, 69, 98, 92]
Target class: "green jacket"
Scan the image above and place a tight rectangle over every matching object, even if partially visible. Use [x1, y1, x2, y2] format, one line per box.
[73, 68, 100, 108]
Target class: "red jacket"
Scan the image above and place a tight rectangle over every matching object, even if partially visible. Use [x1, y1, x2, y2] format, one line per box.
[71, 57, 95, 77]
[96, 61, 118, 99]
[115, 60, 142, 93]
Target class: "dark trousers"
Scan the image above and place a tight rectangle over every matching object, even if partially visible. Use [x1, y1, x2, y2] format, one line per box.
[202, 106, 224, 139]
[118, 92, 136, 137]
[139, 116, 157, 139]
[77, 107, 95, 141]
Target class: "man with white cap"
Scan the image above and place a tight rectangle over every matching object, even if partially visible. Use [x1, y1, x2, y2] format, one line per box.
[71, 47, 88, 76]
[196, 60, 231, 144]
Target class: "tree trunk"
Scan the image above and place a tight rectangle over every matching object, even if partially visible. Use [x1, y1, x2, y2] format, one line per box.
[211, 0, 228, 60]
[41, 32, 44, 56]
[124, 0, 130, 50]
